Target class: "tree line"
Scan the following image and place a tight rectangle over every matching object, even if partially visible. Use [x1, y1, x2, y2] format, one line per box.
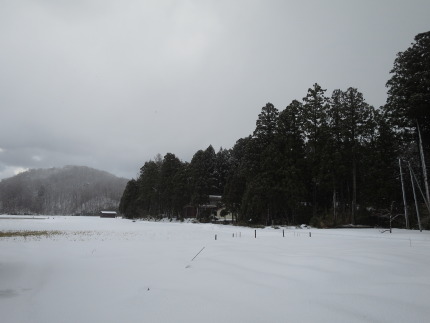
[120, 31, 430, 228]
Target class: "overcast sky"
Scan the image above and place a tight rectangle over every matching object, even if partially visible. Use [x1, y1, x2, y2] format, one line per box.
[1, 0, 429, 180]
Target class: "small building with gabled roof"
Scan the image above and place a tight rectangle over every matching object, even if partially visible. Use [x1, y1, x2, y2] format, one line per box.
[100, 211, 117, 218]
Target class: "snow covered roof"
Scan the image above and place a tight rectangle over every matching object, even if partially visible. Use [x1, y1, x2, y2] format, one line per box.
[208, 195, 222, 199]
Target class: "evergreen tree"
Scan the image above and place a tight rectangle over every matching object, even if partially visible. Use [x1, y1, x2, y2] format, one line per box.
[223, 137, 251, 220]
[386, 31, 430, 138]
[189, 146, 217, 217]
[277, 100, 307, 224]
[301, 83, 330, 218]
[253, 102, 279, 144]
[159, 153, 182, 217]
[360, 110, 399, 210]
[171, 162, 192, 218]
[327, 89, 349, 223]
[385, 31, 430, 211]
[214, 148, 231, 195]
[240, 103, 283, 224]
[138, 160, 161, 216]
[119, 179, 139, 218]
[340, 87, 375, 224]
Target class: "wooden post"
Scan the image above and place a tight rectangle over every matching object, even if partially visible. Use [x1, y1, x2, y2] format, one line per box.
[255, 230, 256, 238]
[191, 247, 205, 261]
[309, 232, 311, 237]
[215, 234, 217, 240]
[283, 229, 285, 237]
[333, 189, 337, 223]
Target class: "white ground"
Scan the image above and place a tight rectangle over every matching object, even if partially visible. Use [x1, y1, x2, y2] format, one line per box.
[1, 216, 430, 323]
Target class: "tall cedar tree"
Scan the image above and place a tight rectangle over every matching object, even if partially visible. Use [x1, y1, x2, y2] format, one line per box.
[385, 31, 430, 211]
[158, 153, 182, 217]
[341, 87, 375, 224]
[277, 100, 307, 224]
[223, 137, 251, 219]
[386, 31, 430, 139]
[301, 83, 330, 219]
[189, 146, 217, 218]
[241, 103, 281, 224]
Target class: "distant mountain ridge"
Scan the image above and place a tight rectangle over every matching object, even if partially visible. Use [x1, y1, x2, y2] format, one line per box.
[0, 166, 128, 215]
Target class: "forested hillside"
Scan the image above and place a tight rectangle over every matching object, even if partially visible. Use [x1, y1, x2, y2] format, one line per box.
[120, 31, 430, 228]
[0, 166, 128, 215]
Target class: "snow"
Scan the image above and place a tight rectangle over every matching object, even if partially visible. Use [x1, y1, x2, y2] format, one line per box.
[1, 216, 430, 323]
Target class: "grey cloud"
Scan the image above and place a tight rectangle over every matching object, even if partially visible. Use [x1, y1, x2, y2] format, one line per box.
[1, 0, 429, 180]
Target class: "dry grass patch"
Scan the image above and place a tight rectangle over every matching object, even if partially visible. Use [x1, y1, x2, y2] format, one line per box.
[0, 230, 63, 238]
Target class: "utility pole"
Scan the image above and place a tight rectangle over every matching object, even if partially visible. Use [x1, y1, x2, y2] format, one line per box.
[399, 159, 409, 229]
[409, 162, 430, 215]
[408, 162, 422, 232]
[417, 122, 430, 206]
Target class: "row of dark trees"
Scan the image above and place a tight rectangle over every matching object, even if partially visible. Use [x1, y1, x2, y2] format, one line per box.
[120, 31, 430, 228]
[119, 147, 230, 220]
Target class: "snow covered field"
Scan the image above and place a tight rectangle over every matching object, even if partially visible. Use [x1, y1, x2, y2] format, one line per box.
[1, 216, 430, 323]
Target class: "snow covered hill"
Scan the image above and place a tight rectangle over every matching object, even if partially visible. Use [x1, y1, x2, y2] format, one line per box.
[1, 216, 429, 323]
[0, 166, 128, 215]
